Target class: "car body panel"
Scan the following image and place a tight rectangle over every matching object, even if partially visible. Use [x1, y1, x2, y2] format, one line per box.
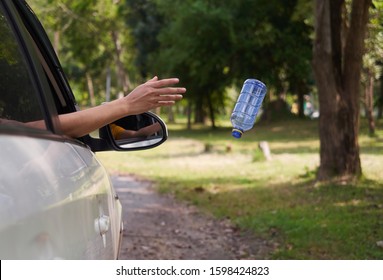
[0, 132, 122, 259]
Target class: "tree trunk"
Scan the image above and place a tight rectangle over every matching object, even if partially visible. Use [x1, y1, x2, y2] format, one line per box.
[364, 74, 375, 135]
[106, 67, 111, 102]
[53, 31, 60, 57]
[111, 31, 130, 94]
[187, 101, 192, 130]
[194, 97, 205, 124]
[298, 90, 305, 118]
[313, 0, 371, 181]
[295, 78, 308, 118]
[206, 93, 216, 129]
[86, 72, 96, 107]
[378, 76, 383, 119]
[167, 106, 175, 123]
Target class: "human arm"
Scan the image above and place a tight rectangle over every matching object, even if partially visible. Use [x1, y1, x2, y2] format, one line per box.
[0, 118, 46, 130]
[111, 122, 162, 140]
[58, 77, 185, 138]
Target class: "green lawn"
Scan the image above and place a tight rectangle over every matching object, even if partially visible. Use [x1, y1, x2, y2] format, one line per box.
[97, 118, 383, 259]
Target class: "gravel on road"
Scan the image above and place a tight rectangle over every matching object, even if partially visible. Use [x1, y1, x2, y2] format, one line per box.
[112, 175, 272, 260]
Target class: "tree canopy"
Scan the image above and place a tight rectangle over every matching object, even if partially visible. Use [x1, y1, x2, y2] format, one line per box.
[129, 0, 314, 125]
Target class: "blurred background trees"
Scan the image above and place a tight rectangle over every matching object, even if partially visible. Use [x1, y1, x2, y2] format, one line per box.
[28, 0, 315, 120]
[28, 0, 383, 181]
[29, 0, 134, 105]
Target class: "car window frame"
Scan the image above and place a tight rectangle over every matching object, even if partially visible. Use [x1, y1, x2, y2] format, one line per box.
[1, 0, 112, 152]
[14, 0, 78, 114]
[1, 0, 59, 132]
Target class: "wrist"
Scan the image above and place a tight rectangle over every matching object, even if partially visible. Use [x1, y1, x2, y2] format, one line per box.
[109, 97, 130, 118]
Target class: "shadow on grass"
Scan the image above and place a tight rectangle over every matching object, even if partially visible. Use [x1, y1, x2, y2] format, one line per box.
[168, 118, 383, 155]
[156, 175, 383, 260]
[169, 119, 320, 142]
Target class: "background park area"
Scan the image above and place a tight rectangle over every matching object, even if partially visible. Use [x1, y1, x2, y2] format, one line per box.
[29, 0, 383, 259]
[98, 117, 383, 260]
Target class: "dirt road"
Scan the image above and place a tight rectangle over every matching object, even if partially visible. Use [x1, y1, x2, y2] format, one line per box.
[112, 175, 271, 260]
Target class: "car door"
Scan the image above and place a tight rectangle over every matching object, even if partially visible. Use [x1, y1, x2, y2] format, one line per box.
[0, 0, 122, 259]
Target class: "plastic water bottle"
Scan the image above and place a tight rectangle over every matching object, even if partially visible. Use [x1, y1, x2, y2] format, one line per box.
[231, 79, 267, 138]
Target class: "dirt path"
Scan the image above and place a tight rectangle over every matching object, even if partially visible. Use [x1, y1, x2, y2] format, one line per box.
[112, 175, 272, 260]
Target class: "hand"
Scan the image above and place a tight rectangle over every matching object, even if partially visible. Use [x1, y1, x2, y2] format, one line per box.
[123, 76, 186, 115]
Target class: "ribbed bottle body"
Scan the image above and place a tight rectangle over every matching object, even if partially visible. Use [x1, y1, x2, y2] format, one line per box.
[231, 79, 267, 138]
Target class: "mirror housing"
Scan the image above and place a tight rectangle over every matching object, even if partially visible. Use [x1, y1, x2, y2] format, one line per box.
[99, 112, 168, 151]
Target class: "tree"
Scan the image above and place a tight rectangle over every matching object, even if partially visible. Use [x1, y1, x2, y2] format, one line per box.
[312, 0, 372, 180]
[149, 0, 313, 127]
[152, 0, 236, 127]
[29, 0, 134, 105]
[361, 0, 383, 135]
[122, 0, 164, 80]
[231, 0, 313, 119]
[371, 0, 383, 120]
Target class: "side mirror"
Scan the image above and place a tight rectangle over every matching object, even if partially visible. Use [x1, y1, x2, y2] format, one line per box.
[99, 112, 168, 151]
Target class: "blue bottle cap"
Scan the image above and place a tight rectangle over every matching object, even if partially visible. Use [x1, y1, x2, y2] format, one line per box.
[232, 129, 243, 138]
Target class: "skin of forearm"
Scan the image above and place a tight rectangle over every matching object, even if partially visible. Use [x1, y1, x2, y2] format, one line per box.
[59, 98, 127, 138]
[116, 123, 161, 140]
[135, 122, 161, 137]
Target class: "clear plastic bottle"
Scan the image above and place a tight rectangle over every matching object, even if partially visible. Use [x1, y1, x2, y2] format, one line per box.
[231, 79, 267, 138]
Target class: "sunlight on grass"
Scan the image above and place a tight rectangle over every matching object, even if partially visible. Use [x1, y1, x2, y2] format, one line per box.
[97, 119, 383, 259]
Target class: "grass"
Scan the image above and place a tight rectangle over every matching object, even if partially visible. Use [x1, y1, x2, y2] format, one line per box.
[97, 118, 383, 259]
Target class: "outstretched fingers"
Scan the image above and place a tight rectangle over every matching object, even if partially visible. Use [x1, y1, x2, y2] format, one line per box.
[155, 93, 183, 104]
[149, 78, 180, 88]
[141, 76, 187, 107]
[155, 86, 186, 95]
[150, 84, 186, 106]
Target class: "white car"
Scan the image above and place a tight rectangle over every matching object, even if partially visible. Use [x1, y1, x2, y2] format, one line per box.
[0, 0, 167, 259]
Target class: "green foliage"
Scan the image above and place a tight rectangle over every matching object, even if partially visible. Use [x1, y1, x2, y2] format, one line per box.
[121, 0, 164, 79]
[126, 0, 313, 125]
[152, 0, 237, 124]
[28, 0, 135, 105]
[27, 0, 383, 123]
[363, 1, 383, 80]
[0, 14, 19, 65]
[363, 1, 383, 114]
